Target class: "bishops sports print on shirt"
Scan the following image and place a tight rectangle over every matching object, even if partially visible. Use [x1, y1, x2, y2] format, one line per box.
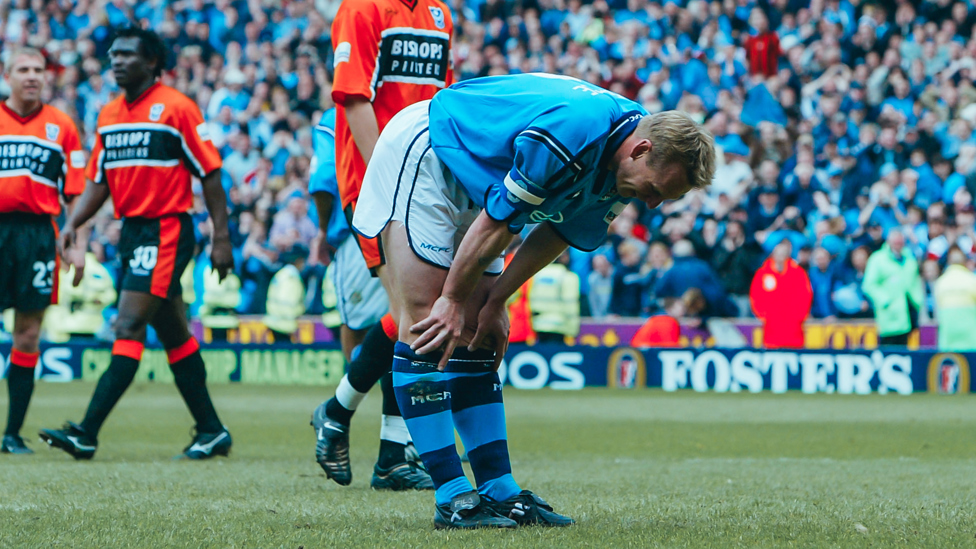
[0, 104, 85, 216]
[98, 124, 190, 169]
[87, 82, 222, 219]
[329, 0, 454, 214]
[0, 138, 64, 187]
[375, 28, 450, 87]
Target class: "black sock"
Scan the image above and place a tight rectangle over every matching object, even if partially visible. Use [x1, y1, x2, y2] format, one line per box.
[80, 355, 140, 437]
[325, 322, 396, 427]
[325, 397, 354, 427]
[377, 372, 407, 469]
[5, 366, 35, 436]
[347, 322, 396, 392]
[170, 351, 223, 433]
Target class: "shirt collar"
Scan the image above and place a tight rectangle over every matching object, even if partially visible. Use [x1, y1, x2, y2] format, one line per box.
[1, 101, 42, 124]
[124, 81, 161, 108]
[599, 110, 644, 171]
[594, 110, 645, 198]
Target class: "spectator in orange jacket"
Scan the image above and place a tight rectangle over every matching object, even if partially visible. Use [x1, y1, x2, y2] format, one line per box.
[631, 289, 705, 348]
[750, 241, 813, 348]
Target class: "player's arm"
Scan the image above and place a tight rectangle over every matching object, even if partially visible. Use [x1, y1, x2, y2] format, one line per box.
[61, 180, 110, 245]
[466, 223, 570, 369]
[344, 96, 379, 166]
[200, 169, 233, 280]
[63, 196, 91, 286]
[483, 222, 569, 306]
[410, 211, 515, 368]
[61, 120, 90, 285]
[309, 122, 340, 262]
[311, 191, 335, 264]
[331, 0, 382, 165]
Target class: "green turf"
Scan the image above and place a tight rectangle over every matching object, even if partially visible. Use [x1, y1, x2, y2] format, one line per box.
[2, 382, 976, 548]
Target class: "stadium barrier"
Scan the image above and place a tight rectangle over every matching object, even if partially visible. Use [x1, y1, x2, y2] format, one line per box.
[189, 318, 940, 350]
[0, 342, 970, 395]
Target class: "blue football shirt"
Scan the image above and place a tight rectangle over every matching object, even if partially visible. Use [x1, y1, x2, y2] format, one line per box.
[309, 109, 351, 248]
[428, 73, 645, 251]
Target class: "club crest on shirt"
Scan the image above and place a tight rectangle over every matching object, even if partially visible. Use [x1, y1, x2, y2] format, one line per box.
[429, 6, 446, 29]
[45, 123, 59, 142]
[148, 103, 165, 122]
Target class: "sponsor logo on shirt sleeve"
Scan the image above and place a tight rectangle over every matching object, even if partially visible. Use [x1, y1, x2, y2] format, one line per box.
[196, 123, 211, 141]
[70, 150, 86, 168]
[334, 42, 352, 66]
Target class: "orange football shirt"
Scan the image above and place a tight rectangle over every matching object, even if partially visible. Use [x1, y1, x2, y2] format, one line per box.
[87, 83, 222, 219]
[331, 0, 454, 210]
[0, 103, 84, 215]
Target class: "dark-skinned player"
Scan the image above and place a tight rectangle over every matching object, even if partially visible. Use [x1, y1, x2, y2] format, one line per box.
[40, 27, 234, 460]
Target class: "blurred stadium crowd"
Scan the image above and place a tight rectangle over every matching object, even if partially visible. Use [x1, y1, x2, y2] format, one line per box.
[2, 0, 976, 330]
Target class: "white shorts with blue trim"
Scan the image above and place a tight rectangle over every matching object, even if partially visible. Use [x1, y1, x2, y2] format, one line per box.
[353, 100, 505, 275]
[330, 236, 389, 330]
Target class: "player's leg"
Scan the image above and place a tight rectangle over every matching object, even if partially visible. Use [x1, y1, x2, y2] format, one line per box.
[338, 325, 369, 363]
[313, 234, 430, 487]
[320, 238, 393, 430]
[41, 215, 169, 459]
[445, 279, 573, 527]
[3, 214, 56, 454]
[2, 309, 44, 454]
[381, 224, 508, 528]
[151, 293, 230, 459]
[40, 289, 160, 459]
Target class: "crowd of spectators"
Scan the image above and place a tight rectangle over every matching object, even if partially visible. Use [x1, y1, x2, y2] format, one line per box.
[2, 0, 976, 323]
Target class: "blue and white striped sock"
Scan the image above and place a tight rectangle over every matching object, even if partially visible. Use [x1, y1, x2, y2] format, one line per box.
[392, 342, 471, 505]
[447, 348, 521, 502]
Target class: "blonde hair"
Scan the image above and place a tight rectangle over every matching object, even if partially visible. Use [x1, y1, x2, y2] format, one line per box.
[637, 110, 716, 190]
[4, 47, 45, 74]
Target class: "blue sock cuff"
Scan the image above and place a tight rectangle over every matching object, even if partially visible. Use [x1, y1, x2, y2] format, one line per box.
[479, 474, 521, 503]
[436, 476, 475, 506]
[445, 347, 495, 373]
[393, 341, 442, 373]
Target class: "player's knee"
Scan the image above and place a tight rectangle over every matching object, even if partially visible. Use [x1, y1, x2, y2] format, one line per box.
[114, 314, 149, 342]
[12, 320, 42, 353]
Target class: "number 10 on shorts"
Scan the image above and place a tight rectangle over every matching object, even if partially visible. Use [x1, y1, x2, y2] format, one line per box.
[130, 245, 158, 273]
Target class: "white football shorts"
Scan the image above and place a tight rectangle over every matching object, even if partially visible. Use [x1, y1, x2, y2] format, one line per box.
[352, 101, 505, 275]
[330, 235, 389, 330]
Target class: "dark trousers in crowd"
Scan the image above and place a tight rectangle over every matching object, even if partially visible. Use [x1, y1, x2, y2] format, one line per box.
[879, 333, 909, 346]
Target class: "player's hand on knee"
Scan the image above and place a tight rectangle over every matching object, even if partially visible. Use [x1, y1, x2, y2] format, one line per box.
[468, 299, 510, 371]
[410, 295, 464, 370]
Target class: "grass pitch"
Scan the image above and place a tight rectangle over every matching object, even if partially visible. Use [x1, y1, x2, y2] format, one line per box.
[1, 382, 975, 548]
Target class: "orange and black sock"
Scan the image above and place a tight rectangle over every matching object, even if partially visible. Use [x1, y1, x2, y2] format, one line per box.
[167, 338, 222, 433]
[4, 350, 39, 436]
[80, 339, 143, 436]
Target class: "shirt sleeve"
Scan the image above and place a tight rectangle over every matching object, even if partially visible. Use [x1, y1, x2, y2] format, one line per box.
[331, 0, 381, 104]
[444, 22, 455, 86]
[308, 127, 339, 198]
[85, 125, 106, 185]
[483, 125, 584, 230]
[176, 100, 223, 178]
[60, 118, 86, 197]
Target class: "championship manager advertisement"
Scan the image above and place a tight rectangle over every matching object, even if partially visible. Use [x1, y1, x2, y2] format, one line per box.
[2, 343, 972, 395]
